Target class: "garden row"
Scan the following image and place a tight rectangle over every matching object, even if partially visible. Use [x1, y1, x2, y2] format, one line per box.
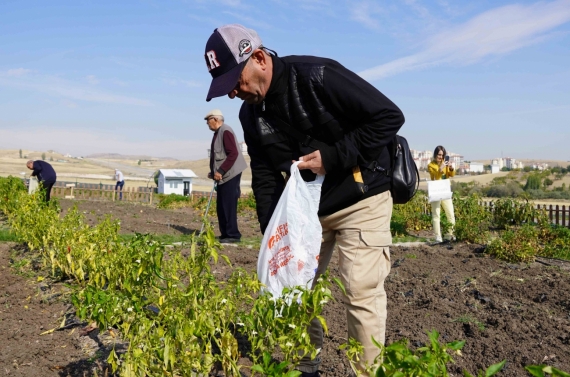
[0, 176, 568, 377]
[391, 192, 570, 262]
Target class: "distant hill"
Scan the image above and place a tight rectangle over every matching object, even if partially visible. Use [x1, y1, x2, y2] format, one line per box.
[85, 153, 176, 160]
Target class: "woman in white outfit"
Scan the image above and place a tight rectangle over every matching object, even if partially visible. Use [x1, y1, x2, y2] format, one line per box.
[427, 146, 456, 242]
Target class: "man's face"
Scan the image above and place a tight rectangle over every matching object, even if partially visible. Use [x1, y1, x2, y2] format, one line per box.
[26, 162, 33, 170]
[227, 56, 268, 105]
[206, 116, 221, 132]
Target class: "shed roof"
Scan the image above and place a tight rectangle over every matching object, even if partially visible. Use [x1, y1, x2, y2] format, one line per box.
[159, 169, 198, 178]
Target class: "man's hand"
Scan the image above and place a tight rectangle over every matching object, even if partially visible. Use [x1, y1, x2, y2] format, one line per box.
[295, 150, 326, 175]
[214, 172, 223, 181]
[207, 172, 212, 179]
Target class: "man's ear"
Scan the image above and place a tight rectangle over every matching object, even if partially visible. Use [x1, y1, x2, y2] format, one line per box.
[251, 49, 267, 69]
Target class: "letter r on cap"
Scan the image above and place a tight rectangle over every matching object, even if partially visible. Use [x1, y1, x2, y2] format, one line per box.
[206, 51, 220, 71]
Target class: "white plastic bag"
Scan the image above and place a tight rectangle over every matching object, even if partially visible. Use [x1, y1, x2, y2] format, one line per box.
[28, 177, 39, 195]
[427, 179, 452, 203]
[257, 162, 324, 297]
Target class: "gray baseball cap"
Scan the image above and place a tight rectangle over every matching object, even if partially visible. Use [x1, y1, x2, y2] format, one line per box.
[204, 24, 262, 102]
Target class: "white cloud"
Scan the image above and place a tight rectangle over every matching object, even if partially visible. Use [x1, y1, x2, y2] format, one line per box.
[0, 70, 153, 107]
[0, 128, 210, 160]
[7, 68, 32, 77]
[359, 0, 570, 81]
[350, 1, 385, 30]
[86, 75, 100, 85]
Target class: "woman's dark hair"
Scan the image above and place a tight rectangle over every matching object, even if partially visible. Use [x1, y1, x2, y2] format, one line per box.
[433, 145, 447, 160]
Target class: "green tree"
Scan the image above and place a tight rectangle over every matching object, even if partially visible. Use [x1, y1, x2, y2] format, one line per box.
[153, 170, 159, 186]
[543, 178, 553, 188]
[524, 175, 541, 191]
[49, 156, 53, 162]
[19, 149, 22, 158]
[41, 153, 46, 161]
[138, 160, 141, 165]
[523, 166, 532, 172]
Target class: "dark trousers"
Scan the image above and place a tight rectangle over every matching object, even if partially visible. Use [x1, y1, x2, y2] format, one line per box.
[41, 180, 55, 202]
[216, 173, 242, 240]
[115, 180, 124, 200]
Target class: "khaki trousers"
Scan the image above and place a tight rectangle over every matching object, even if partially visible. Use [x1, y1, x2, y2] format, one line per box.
[297, 191, 392, 376]
[430, 198, 455, 240]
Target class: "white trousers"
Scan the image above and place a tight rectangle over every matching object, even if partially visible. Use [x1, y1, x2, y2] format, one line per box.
[431, 198, 455, 240]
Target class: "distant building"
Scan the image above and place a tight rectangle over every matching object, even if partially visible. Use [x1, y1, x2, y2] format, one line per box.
[470, 162, 484, 173]
[239, 141, 248, 155]
[491, 164, 500, 174]
[448, 153, 463, 170]
[504, 157, 517, 170]
[414, 157, 430, 170]
[157, 169, 198, 196]
[492, 158, 504, 169]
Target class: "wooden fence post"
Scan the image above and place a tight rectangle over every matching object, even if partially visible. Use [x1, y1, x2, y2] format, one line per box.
[556, 205, 560, 226]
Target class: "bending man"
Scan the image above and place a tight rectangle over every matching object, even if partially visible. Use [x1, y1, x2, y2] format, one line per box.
[203, 24, 405, 376]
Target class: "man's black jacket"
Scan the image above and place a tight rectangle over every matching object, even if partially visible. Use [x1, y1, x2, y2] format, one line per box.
[239, 55, 405, 234]
[32, 161, 57, 183]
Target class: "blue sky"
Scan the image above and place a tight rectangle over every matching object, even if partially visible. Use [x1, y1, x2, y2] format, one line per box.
[1, 0, 569, 161]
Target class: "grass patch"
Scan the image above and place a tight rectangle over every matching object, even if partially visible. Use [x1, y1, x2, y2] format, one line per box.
[119, 233, 197, 245]
[0, 228, 18, 242]
[452, 314, 486, 331]
[393, 235, 428, 243]
[238, 236, 263, 249]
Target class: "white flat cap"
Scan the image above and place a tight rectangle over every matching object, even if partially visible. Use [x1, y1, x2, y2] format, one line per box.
[204, 109, 223, 120]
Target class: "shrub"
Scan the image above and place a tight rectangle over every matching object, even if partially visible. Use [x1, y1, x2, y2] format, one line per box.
[524, 175, 542, 191]
[453, 194, 491, 244]
[156, 193, 192, 209]
[484, 182, 523, 198]
[491, 198, 545, 229]
[237, 191, 256, 213]
[486, 224, 539, 263]
[391, 192, 431, 236]
[538, 225, 570, 260]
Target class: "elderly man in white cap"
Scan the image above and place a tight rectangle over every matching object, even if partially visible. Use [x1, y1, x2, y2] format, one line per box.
[205, 109, 247, 243]
[114, 168, 124, 200]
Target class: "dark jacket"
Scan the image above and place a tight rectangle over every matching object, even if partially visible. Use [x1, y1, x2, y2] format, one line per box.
[240, 55, 404, 233]
[32, 161, 57, 183]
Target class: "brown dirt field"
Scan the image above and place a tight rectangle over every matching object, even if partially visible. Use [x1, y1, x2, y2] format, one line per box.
[0, 242, 121, 377]
[1, 199, 570, 376]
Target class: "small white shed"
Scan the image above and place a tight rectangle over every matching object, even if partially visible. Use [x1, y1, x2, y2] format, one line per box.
[157, 169, 198, 196]
[490, 164, 500, 174]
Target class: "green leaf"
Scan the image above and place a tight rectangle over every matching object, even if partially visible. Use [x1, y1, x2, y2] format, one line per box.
[449, 340, 466, 350]
[525, 365, 546, 377]
[551, 367, 570, 377]
[251, 365, 265, 373]
[332, 277, 347, 296]
[485, 360, 506, 376]
[375, 366, 387, 377]
[286, 371, 302, 377]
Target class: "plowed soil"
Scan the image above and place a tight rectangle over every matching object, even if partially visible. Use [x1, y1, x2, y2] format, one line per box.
[1, 199, 569, 376]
